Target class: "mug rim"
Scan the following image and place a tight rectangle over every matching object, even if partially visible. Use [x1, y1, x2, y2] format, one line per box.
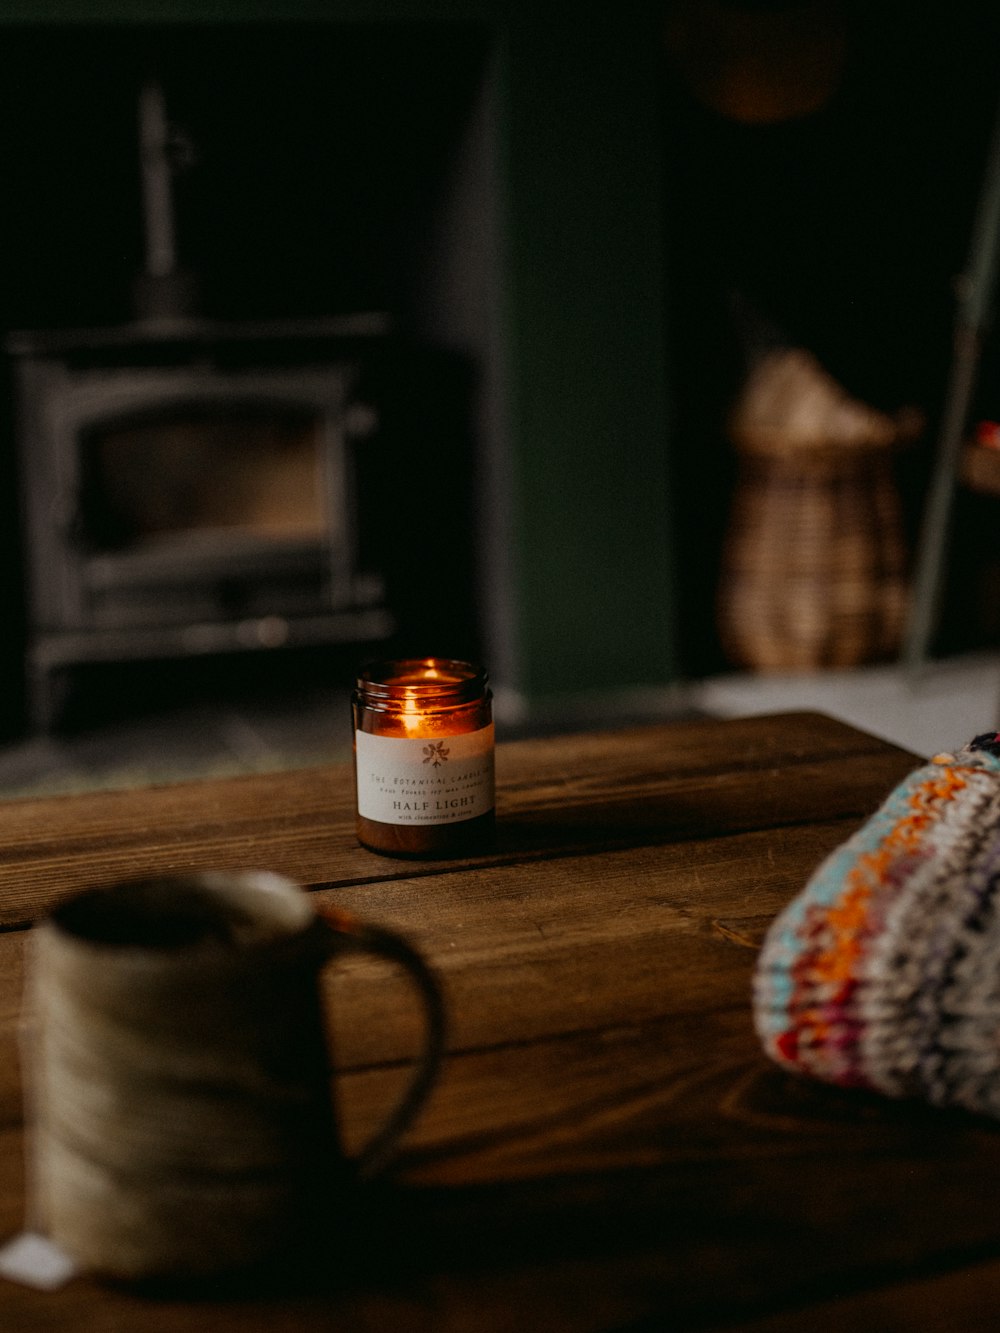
[42, 870, 316, 957]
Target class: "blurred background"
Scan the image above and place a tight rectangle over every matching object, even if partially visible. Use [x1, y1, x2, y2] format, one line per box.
[0, 0, 998, 794]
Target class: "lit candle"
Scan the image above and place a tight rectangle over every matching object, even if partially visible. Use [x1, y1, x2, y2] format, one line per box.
[352, 658, 495, 858]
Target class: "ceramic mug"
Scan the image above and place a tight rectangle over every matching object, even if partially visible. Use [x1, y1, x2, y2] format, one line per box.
[21, 871, 445, 1282]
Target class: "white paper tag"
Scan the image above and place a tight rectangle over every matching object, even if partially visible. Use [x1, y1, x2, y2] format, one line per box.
[355, 724, 495, 825]
[0, 1232, 77, 1290]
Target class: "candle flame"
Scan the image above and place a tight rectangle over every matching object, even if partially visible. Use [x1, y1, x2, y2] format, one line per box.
[400, 688, 425, 736]
[397, 664, 450, 735]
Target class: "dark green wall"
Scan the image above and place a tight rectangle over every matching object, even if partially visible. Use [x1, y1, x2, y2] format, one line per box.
[501, 7, 676, 703]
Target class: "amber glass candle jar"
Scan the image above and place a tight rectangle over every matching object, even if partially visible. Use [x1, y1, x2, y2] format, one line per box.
[352, 658, 495, 858]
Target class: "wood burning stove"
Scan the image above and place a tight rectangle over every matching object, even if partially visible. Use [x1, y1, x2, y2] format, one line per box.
[3, 35, 491, 733]
[7, 67, 413, 732]
[10, 316, 394, 730]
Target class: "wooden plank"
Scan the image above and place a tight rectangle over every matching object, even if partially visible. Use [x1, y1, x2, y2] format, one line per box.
[4, 789, 998, 1328]
[4, 1009, 1000, 1330]
[0, 811, 879, 1072]
[704, 1254, 1000, 1332]
[494, 707, 908, 785]
[0, 714, 951, 1329]
[0, 712, 915, 930]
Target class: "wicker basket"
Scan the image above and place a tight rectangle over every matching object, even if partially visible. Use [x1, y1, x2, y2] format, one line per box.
[717, 351, 919, 672]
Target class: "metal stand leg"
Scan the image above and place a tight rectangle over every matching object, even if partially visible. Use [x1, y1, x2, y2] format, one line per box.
[903, 97, 1000, 674]
[903, 324, 982, 671]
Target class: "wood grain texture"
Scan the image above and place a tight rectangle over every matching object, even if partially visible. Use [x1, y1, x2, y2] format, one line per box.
[0, 710, 910, 930]
[0, 709, 970, 1331]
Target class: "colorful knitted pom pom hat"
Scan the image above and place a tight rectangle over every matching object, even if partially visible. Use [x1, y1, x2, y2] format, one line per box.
[754, 732, 1000, 1117]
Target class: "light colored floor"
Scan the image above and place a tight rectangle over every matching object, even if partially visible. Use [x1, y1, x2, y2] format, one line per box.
[689, 649, 1000, 759]
[0, 685, 357, 800]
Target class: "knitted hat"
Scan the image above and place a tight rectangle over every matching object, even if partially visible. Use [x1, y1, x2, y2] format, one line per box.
[754, 732, 1000, 1116]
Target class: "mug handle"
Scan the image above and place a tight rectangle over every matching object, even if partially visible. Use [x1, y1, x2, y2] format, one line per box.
[316, 905, 446, 1178]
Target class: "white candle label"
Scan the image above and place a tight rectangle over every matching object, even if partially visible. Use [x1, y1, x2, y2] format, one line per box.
[355, 725, 495, 825]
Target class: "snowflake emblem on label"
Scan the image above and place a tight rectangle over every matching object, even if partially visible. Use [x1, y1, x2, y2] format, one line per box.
[422, 741, 450, 767]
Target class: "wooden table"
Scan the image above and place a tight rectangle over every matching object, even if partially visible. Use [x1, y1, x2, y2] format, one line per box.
[2, 710, 1000, 1330]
